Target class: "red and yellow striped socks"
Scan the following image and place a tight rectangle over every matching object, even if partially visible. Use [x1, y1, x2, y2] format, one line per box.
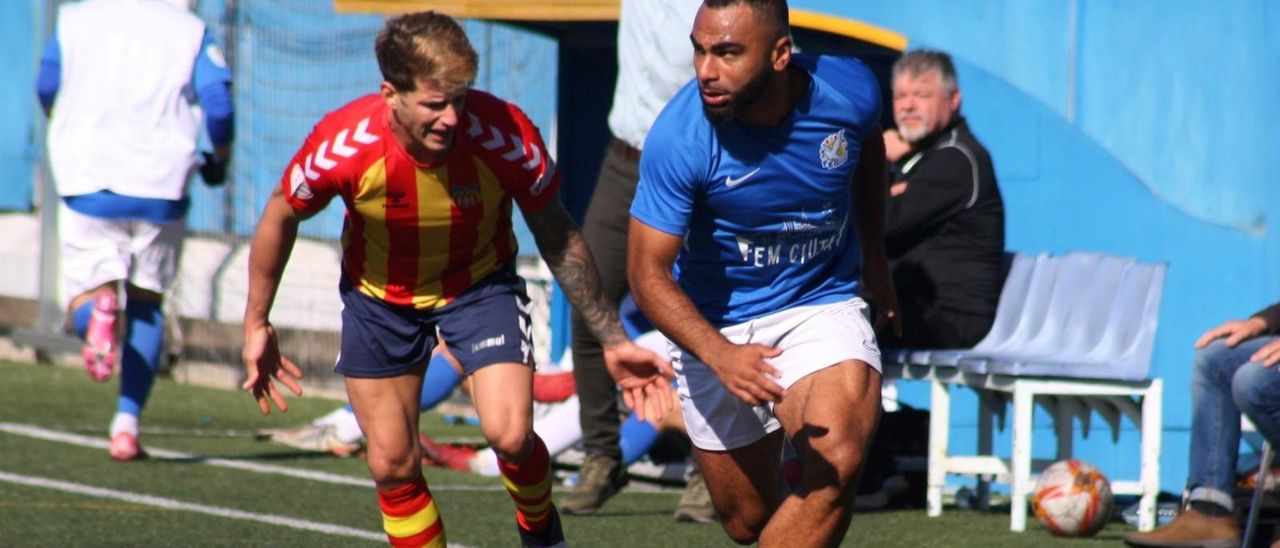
[377, 476, 445, 547]
[498, 434, 554, 532]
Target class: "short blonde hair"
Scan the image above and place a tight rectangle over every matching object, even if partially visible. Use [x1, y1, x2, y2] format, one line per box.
[375, 11, 478, 95]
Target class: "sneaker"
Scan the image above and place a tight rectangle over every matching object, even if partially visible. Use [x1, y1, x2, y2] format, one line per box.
[1120, 500, 1181, 528]
[417, 433, 477, 473]
[532, 370, 576, 403]
[561, 453, 627, 515]
[1122, 507, 1238, 548]
[260, 423, 361, 457]
[518, 505, 566, 548]
[673, 465, 717, 523]
[82, 290, 118, 383]
[109, 432, 147, 461]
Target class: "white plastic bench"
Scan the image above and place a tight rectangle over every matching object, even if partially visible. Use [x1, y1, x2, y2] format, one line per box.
[882, 251, 1166, 532]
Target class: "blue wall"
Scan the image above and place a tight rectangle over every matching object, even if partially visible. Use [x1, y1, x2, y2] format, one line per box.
[0, 1, 40, 211]
[795, 0, 1279, 495]
[803, 0, 1279, 236]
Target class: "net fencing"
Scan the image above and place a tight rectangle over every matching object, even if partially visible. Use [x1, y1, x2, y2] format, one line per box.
[29, 0, 561, 386]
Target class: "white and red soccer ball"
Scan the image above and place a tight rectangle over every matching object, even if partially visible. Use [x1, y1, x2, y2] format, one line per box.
[1030, 459, 1114, 537]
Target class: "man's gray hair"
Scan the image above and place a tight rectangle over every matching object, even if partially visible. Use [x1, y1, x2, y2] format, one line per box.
[892, 49, 958, 93]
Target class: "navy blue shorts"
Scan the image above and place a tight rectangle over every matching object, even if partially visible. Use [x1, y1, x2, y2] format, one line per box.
[334, 263, 533, 378]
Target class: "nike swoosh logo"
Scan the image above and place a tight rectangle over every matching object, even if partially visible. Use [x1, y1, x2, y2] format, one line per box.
[724, 168, 761, 188]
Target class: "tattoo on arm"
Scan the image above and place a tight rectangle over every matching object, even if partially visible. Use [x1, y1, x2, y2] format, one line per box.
[526, 200, 628, 347]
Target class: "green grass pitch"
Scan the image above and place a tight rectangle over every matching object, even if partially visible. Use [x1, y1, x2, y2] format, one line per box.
[0, 360, 1135, 546]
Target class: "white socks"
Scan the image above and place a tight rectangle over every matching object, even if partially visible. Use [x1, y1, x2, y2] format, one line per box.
[314, 407, 364, 444]
[110, 412, 138, 438]
[533, 396, 582, 456]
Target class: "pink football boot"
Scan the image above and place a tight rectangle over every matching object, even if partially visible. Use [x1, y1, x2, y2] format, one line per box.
[83, 290, 118, 382]
[109, 432, 147, 461]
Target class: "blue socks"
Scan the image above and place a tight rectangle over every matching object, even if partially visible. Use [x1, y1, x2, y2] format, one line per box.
[72, 300, 94, 339]
[117, 300, 164, 416]
[417, 354, 463, 411]
[75, 298, 163, 418]
[620, 412, 661, 465]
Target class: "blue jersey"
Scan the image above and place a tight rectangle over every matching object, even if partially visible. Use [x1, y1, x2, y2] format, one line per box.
[630, 54, 881, 325]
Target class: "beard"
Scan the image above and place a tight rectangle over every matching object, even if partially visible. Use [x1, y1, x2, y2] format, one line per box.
[701, 65, 772, 125]
[896, 112, 936, 143]
[895, 115, 932, 144]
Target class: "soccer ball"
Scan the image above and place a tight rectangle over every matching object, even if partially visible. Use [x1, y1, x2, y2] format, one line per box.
[1030, 459, 1114, 537]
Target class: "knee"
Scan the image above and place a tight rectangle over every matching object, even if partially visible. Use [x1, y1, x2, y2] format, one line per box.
[1231, 363, 1276, 415]
[484, 426, 533, 462]
[805, 438, 868, 492]
[714, 493, 771, 544]
[366, 447, 419, 486]
[1192, 341, 1230, 379]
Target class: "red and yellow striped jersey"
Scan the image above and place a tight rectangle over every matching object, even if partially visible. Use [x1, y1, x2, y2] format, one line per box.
[279, 91, 560, 310]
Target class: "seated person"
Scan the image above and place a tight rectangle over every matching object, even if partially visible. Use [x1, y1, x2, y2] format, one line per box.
[1125, 303, 1280, 547]
[880, 49, 1005, 349]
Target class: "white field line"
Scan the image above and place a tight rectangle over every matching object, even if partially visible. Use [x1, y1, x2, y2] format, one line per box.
[0, 422, 501, 492]
[2, 423, 484, 547]
[0, 470, 385, 543]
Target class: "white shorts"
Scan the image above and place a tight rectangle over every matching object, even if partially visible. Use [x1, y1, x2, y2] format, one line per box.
[58, 205, 185, 302]
[672, 297, 882, 451]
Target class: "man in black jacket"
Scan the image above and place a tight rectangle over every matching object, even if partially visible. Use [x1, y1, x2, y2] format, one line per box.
[881, 49, 1005, 349]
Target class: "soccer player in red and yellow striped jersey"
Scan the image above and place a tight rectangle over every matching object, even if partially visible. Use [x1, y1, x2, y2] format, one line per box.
[275, 84, 556, 313]
[241, 11, 677, 547]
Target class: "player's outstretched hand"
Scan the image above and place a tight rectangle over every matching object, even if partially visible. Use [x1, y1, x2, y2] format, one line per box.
[706, 343, 784, 406]
[242, 322, 303, 415]
[603, 340, 676, 422]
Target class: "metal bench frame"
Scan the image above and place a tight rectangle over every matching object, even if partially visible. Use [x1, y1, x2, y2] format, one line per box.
[883, 252, 1167, 532]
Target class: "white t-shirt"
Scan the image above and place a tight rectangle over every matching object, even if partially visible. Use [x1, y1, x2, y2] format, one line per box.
[606, 0, 701, 150]
[47, 0, 206, 200]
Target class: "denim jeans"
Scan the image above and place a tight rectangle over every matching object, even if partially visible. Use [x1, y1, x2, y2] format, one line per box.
[1187, 336, 1280, 510]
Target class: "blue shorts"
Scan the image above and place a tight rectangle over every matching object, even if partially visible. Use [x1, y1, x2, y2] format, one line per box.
[334, 263, 534, 378]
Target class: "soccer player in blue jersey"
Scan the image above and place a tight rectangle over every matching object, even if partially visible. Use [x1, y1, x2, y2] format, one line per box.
[623, 0, 901, 544]
[38, 0, 233, 461]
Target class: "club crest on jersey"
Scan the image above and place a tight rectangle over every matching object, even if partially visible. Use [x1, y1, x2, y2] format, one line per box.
[289, 164, 314, 200]
[819, 129, 849, 170]
[450, 183, 481, 208]
[385, 190, 409, 209]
